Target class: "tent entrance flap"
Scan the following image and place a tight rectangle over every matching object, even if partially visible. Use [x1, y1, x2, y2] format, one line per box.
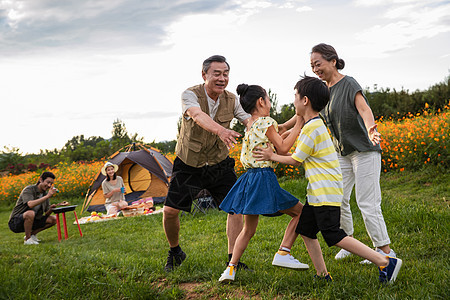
[121, 161, 152, 193]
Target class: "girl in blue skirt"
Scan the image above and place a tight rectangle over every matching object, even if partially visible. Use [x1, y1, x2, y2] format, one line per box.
[219, 84, 308, 282]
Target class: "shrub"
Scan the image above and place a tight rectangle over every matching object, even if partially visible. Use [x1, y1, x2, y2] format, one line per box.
[27, 163, 37, 172]
[378, 101, 450, 172]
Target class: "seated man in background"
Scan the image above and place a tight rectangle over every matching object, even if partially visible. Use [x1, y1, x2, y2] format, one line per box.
[8, 171, 58, 245]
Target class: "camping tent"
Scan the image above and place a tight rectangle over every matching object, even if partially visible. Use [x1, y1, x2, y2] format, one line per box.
[81, 144, 173, 213]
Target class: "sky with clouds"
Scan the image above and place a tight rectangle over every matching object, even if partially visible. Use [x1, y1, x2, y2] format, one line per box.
[1, 0, 449, 154]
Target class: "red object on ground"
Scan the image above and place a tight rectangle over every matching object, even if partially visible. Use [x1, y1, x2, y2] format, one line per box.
[53, 205, 83, 242]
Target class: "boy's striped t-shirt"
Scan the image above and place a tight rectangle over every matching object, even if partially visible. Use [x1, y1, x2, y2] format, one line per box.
[292, 117, 343, 207]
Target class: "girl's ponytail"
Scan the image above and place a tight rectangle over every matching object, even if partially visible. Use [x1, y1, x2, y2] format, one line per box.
[237, 84, 266, 114]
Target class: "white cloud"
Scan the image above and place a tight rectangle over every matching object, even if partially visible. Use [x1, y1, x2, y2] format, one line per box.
[296, 6, 312, 12]
[353, 0, 450, 57]
[0, 0, 238, 55]
[0, 0, 449, 154]
[354, 0, 419, 6]
[240, 1, 273, 9]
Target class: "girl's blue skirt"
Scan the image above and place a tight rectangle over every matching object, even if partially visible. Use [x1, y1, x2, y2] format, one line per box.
[219, 168, 299, 215]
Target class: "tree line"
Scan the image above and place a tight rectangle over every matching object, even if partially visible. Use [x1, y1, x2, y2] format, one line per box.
[0, 119, 170, 175]
[1, 75, 448, 175]
[367, 76, 449, 120]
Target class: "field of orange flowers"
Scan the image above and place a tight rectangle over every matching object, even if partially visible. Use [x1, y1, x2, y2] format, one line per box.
[0, 161, 104, 204]
[378, 102, 449, 172]
[1, 103, 448, 204]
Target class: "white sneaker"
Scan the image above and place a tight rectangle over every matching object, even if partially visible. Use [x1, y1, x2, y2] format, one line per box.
[219, 265, 236, 283]
[24, 238, 39, 245]
[272, 251, 309, 269]
[335, 249, 352, 260]
[361, 248, 397, 264]
[24, 235, 40, 242]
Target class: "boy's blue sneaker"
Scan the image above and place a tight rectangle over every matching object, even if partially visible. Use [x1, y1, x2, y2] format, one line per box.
[314, 272, 333, 282]
[361, 248, 396, 264]
[379, 256, 402, 283]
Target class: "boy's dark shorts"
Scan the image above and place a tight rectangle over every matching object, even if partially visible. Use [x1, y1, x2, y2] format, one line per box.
[8, 214, 49, 233]
[295, 201, 347, 247]
[164, 156, 237, 212]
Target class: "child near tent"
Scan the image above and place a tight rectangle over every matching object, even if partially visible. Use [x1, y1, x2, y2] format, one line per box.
[218, 83, 309, 283]
[252, 76, 402, 283]
[101, 162, 128, 215]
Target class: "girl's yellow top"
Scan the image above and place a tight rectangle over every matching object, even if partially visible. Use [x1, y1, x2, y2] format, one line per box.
[240, 116, 278, 169]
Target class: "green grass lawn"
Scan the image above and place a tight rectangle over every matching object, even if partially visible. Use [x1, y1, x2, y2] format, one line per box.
[0, 169, 448, 299]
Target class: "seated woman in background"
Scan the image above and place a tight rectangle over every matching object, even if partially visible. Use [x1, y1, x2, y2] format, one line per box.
[101, 162, 128, 215]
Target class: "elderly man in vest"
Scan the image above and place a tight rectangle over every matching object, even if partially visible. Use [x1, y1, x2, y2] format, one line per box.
[163, 55, 250, 272]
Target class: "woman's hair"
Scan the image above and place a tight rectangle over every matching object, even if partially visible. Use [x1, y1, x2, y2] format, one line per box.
[311, 43, 345, 70]
[236, 84, 267, 114]
[37, 171, 55, 184]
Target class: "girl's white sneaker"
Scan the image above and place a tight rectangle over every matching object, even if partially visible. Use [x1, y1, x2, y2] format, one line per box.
[272, 251, 309, 269]
[219, 265, 236, 283]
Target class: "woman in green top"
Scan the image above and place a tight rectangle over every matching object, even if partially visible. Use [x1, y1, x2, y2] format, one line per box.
[309, 43, 396, 262]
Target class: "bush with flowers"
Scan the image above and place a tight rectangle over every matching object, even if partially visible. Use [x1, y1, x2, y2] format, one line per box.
[0, 161, 104, 204]
[378, 101, 449, 172]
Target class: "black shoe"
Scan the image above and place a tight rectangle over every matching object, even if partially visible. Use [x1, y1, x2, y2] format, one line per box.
[226, 260, 253, 272]
[314, 272, 333, 282]
[237, 261, 253, 271]
[164, 250, 187, 272]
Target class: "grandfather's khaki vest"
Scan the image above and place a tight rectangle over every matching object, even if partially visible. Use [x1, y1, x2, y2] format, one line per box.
[175, 84, 235, 167]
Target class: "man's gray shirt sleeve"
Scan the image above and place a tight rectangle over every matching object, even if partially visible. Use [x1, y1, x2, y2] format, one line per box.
[181, 89, 250, 122]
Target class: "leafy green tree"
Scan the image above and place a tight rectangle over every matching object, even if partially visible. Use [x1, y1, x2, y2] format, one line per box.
[367, 74, 450, 119]
[277, 103, 296, 124]
[40, 148, 65, 166]
[61, 135, 105, 162]
[93, 140, 113, 159]
[0, 146, 24, 172]
[268, 89, 279, 119]
[149, 140, 177, 154]
[111, 119, 144, 151]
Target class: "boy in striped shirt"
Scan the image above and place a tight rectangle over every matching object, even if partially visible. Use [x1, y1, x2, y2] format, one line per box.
[253, 76, 402, 283]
